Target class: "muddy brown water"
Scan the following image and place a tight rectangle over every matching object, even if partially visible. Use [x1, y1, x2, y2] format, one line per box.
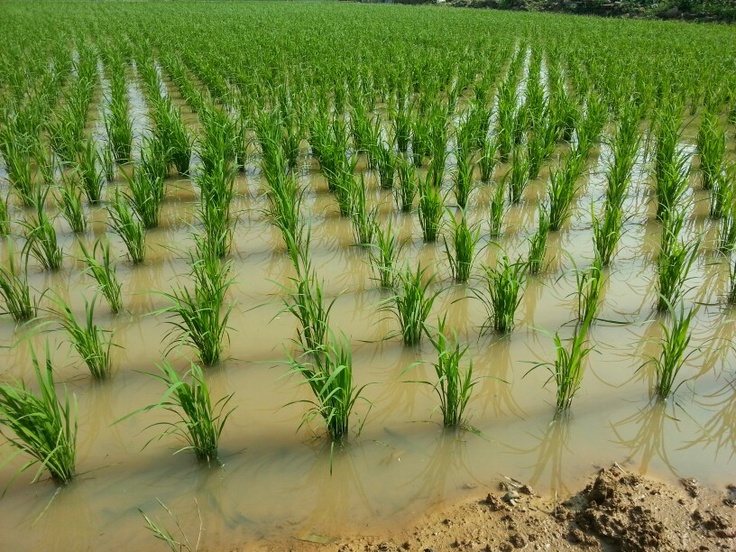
[1, 136, 736, 549]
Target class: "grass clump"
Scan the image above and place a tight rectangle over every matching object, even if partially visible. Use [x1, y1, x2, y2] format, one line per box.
[474, 254, 527, 334]
[0, 344, 77, 484]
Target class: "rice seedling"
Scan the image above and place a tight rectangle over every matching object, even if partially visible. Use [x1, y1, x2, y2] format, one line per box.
[153, 99, 192, 175]
[286, 331, 370, 446]
[453, 154, 474, 210]
[372, 140, 396, 190]
[418, 176, 443, 243]
[264, 172, 304, 250]
[473, 254, 527, 335]
[443, 210, 481, 283]
[22, 188, 63, 271]
[576, 259, 605, 325]
[107, 191, 146, 264]
[508, 148, 530, 204]
[709, 169, 733, 221]
[351, 174, 377, 247]
[102, 143, 116, 182]
[0, 247, 37, 322]
[655, 151, 690, 223]
[139, 499, 202, 552]
[79, 239, 123, 314]
[283, 262, 335, 355]
[4, 143, 36, 207]
[488, 178, 506, 238]
[52, 295, 114, 380]
[479, 134, 498, 183]
[696, 109, 726, 192]
[420, 316, 476, 429]
[76, 138, 105, 203]
[0, 194, 9, 237]
[527, 204, 550, 275]
[368, 220, 403, 289]
[546, 322, 592, 415]
[196, 160, 235, 259]
[394, 155, 417, 213]
[124, 162, 166, 229]
[547, 155, 582, 231]
[0, 343, 76, 484]
[385, 263, 438, 346]
[647, 303, 698, 401]
[592, 200, 623, 268]
[136, 362, 235, 464]
[162, 248, 233, 366]
[657, 210, 698, 313]
[58, 174, 87, 234]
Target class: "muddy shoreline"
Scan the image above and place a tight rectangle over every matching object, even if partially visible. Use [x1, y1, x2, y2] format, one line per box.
[253, 464, 735, 552]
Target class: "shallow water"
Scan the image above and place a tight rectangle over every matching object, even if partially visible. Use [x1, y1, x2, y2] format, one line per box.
[1, 104, 736, 552]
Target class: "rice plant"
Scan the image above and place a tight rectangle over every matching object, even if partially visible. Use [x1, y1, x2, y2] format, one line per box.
[107, 191, 146, 264]
[576, 259, 605, 325]
[418, 177, 443, 243]
[547, 323, 592, 415]
[394, 155, 417, 213]
[76, 138, 105, 203]
[124, 163, 166, 229]
[196, 160, 235, 258]
[474, 254, 527, 335]
[386, 263, 438, 346]
[351, 174, 377, 247]
[283, 263, 335, 355]
[648, 303, 698, 401]
[657, 212, 698, 312]
[0, 248, 37, 322]
[22, 188, 63, 271]
[140, 362, 234, 464]
[79, 239, 123, 314]
[508, 148, 530, 204]
[162, 248, 233, 366]
[527, 204, 550, 275]
[53, 296, 114, 380]
[286, 331, 370, 445]
[479, 134, 497, 183]
[488, 178, 506, 238]
[443, 210, 481, 283]
[0, 343, 76, 484]
[139, 499, 202, 552]
[547, 157, 581, 231]
[422, 316, 476, 428]
[0, 194, 9, 237]
[453, 154, 474, 210]
[697, 109, 726, 192]
[368, 220, 403, 289]
[655, 151, 690, 222]
[58, 175, 88, 234]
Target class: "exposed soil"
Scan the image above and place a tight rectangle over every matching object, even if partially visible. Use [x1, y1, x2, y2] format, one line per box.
[251, 465, 735, 552]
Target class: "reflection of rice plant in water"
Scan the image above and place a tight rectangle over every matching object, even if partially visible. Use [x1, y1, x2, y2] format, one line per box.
[474, 254, 527, 335]
[443, 209, 481, 283]
[0, 343, 77, 484]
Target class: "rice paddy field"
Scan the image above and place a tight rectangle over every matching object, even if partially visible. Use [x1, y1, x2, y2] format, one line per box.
[1, 1, 736, 549]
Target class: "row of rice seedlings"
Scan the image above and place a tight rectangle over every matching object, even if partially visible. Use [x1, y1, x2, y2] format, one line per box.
[696, 109, 726, 192]
[79, 239, 124, 314]
[104, 53, 133, 163]
[22, 187, 63, 271]
[473, 254, 527, 335]
[0, 343, 77, 484]
[52, 296, 114, 380]
[196, 157, 235, 259]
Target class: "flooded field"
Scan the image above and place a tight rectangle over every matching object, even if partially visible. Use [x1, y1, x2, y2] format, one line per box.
[1, 2, 735, 550]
